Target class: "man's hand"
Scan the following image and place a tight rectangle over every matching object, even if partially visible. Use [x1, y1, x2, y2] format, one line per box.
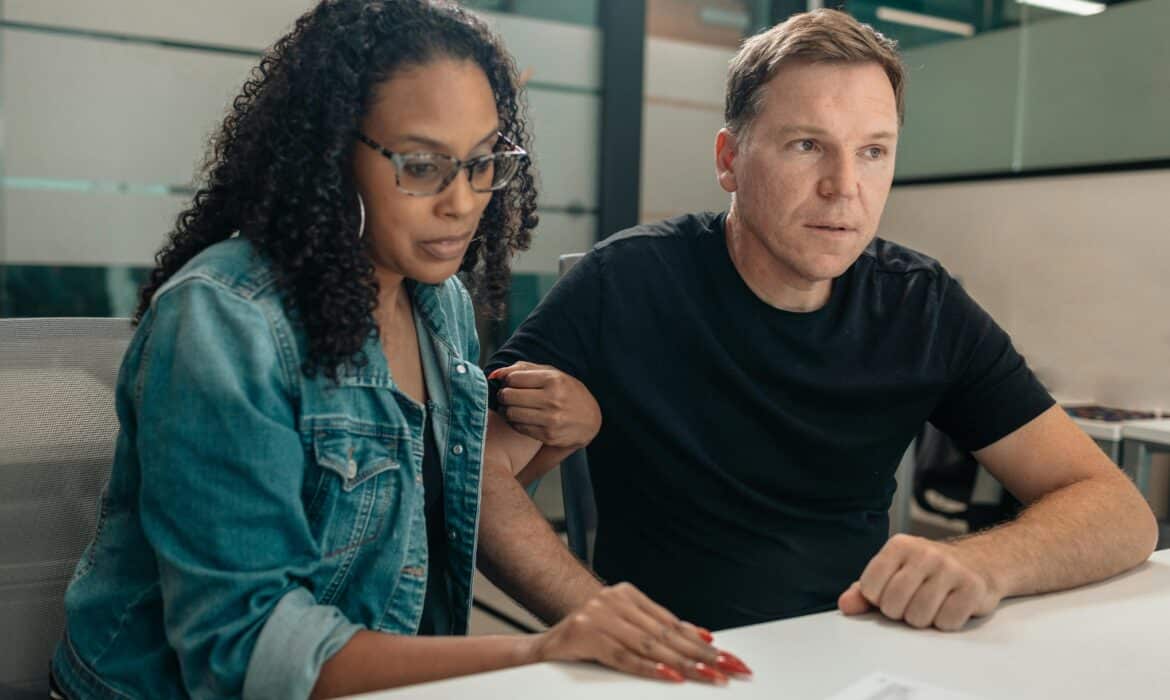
[837, 534, 1002, 631]
[490, 362, 601, 449]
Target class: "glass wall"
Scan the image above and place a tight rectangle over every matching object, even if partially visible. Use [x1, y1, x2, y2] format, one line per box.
[4, 1, 1165, 318]
[0, 1, 603, 326]
[1, 1, 269, 318]
[454, 1, 604, 337]
[788, 1, 1169, 180]
[835, 0, 1139, 50]
[460, 0, 600, 27]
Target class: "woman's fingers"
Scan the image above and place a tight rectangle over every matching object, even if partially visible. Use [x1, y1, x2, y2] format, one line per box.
[624, 585, 728, 660]
[611, 583, 753, 678]
[594, 632, 684, 683]
[599, 613, 724, 684]
[624, 601, 733, 680]
[536, 601, 685, 682]
[537, 583, 751, 685]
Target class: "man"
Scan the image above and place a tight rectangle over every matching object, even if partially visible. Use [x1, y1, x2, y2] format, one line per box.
[485, 9, 1158, 632]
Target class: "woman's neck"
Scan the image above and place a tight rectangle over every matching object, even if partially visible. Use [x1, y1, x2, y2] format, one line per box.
[373, 268, 412, 331]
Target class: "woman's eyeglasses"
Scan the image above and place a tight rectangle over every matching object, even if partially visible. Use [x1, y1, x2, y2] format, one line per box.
[357, 132, 528, 197]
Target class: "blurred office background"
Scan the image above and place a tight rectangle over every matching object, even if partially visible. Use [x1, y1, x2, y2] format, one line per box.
[3, 0, 1167, 405]
[2, 0, 1168, 631]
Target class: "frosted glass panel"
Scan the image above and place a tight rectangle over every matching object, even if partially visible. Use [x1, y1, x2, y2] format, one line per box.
[3, 29, 254, 184]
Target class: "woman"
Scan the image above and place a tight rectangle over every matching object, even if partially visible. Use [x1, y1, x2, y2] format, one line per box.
[50, 1, 746, 698]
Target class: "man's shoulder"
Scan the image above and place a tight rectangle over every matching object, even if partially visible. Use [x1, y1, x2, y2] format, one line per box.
[594, 211, 721, 258]
[859, 238, 948, 280]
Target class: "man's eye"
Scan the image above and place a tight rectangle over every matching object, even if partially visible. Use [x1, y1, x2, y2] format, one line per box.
[794, 139, 816, 152]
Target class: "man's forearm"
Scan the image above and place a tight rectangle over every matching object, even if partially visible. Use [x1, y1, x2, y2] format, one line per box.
[477, 456, 603, 623]
[954, 470, 1157, 600]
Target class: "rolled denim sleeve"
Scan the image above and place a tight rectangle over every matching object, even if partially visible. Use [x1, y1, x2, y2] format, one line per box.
[242, 588, 361, 699]
[136, 278, 360, 700]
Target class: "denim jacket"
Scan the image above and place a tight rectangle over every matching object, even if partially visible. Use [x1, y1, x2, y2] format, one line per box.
[52, 238, 489, 699]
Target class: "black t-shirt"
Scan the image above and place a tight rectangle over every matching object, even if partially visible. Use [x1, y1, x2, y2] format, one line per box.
[488, 211, 1053, 631]
[416, 409, 450, 635]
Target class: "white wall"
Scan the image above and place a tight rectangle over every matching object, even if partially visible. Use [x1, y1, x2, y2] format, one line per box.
[883, 170, 1170, 516]
[1, 3, 599, 274]
[882, 169, 1170, 410]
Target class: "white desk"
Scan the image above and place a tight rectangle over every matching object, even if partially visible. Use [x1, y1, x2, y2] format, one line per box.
[1072, 417, 1125, 442]
[354, 550, 1170, 699]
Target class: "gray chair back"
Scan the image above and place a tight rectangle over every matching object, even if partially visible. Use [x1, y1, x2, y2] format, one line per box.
[0, 318, 132, 698]
[556, 254, 597, 564]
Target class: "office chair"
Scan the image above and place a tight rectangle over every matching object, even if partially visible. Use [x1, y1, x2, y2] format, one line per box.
[0, 318, 132, 698]
[555, 253, 598, 564]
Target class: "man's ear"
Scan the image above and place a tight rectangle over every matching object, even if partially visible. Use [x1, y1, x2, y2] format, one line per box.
[715, 128, 739, 193]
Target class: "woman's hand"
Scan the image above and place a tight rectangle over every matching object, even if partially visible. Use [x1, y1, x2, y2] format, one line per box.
[490, 362, 601, 450]
[523, 582, 753, 684]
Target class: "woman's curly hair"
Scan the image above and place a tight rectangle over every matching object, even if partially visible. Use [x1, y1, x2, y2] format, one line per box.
[135, 0, 536, 380]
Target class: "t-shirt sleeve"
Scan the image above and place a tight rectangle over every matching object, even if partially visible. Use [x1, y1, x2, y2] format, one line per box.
[928, 278, 1055, 452]
[485, 250, 602, 386]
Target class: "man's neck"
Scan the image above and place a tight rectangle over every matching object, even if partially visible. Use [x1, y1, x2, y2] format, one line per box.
[724, 207, 831, 312]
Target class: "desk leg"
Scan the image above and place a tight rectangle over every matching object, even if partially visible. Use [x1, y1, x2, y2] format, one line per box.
[970, 465, 1003, 506]
[1109, 440, 1123, 466]
[1135, 442, 1152, 498]
[889, 440, 915, 536]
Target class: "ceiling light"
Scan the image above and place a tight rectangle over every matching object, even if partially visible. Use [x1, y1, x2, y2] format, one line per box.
[1016, 0, 1106, 16]
[875, 7, 975, 37]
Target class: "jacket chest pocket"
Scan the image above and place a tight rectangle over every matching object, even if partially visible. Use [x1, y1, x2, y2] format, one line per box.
[303, 420, 414, 559]
[315, 429, 402, 491]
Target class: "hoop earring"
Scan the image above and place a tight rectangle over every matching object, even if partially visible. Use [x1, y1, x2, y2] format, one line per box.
[356, 192, 366, 240]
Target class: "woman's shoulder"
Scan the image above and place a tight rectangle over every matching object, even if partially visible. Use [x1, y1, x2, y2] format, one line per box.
[144, 238, 297, 355]
[152, 237, 283, 309]
[137, 238, 301, 389]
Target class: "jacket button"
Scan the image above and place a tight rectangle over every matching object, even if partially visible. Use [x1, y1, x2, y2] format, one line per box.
[448, 529, 457, 542]
[345, 458, 358, 479]
[451, 444, 464, 456]
[455, 363, 467, 374]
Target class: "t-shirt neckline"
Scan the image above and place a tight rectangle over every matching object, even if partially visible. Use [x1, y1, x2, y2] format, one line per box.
[704, 211, 848, 321]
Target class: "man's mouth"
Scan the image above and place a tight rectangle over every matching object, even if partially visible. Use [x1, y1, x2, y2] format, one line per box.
[806, 223, 855, 233]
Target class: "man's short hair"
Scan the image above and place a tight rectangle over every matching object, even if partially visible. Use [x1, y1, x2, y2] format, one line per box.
[725, 8, 906, 138]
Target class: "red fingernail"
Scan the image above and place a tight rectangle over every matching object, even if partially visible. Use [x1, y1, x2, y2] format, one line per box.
[696, 627, 714, 644]
[488, 369, 503, 379]
[694, 662, 728, 685]
[715, 652, 753, 676]
[655, 663, 685, 683]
